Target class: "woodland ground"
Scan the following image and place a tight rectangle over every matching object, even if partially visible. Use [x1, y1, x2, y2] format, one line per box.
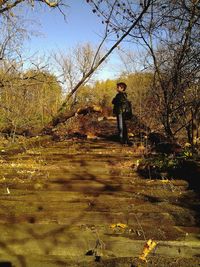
[0, 116, 199, 267]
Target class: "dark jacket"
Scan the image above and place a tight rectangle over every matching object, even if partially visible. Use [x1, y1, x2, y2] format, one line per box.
[112, 92, 128, 115]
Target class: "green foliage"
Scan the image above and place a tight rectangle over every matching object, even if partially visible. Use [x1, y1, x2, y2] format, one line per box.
[76, 79, 116, 115]
[139, 143, 199, 179]
[182, 143, 198, 159]
[76, 73, 153, 117]
[142, 155, 179, 173]
[118, 72, 155, 125]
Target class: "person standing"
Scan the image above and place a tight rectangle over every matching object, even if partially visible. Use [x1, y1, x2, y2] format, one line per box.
[112, 82, 132, 145]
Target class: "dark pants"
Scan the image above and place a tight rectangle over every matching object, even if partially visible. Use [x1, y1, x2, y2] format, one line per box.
[117, 113, 128, 144]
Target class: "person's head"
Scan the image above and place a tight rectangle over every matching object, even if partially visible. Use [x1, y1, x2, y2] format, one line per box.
[117, 82, 127, 92]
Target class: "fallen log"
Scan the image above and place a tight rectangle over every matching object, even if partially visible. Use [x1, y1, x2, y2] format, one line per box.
[43, 105, 103, 134]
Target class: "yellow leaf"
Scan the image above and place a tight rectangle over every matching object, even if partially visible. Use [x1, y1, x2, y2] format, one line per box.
[161, 179, 169, 184]
[139, 239, 157, 262]
[110, 223, 128, 229]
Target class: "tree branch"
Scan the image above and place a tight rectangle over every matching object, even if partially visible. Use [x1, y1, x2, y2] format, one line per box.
[59, 0, 152, 111]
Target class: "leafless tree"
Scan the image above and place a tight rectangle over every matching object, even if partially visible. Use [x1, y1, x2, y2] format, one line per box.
[55, 43, 103, 93]
[0, 13, 62, 137]
[136, 0, 200, 143]
[0, 0, 66, 14]
[50, 0, 153, 126]
[89, 0, 200, 144]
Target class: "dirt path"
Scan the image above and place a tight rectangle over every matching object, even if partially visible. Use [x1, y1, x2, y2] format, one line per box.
[0, 139, 200, 267]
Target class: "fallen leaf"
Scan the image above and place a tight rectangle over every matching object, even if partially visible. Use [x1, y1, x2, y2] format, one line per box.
[110, 223, 128, 229]
[139, 239, 157, 262]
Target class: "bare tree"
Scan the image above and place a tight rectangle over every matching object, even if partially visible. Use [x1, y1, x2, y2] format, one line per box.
[55, 43, 103, 93]
[50, 0, 153, 127]
[0, 0, 65, 14]
[0, 13, 30, 102]
[0, 13, 63, 137]
[136, 0, 200, 142]
[89, 0, 200, 144]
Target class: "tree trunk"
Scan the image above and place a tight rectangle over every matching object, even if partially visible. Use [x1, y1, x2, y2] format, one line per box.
[43, 105, 102, 134]
[191, 108, 199, 147]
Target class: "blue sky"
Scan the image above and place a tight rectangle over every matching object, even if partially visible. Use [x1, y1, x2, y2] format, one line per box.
[26, 1, 103, 50]
[23, 0, 122, 80]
